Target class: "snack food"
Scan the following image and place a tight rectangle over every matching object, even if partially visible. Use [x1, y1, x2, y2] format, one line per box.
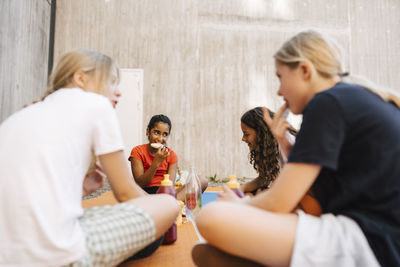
[150, 143, 163, 149]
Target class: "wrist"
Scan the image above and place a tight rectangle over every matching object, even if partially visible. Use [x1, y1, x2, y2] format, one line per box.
[152, 159, 162, 167]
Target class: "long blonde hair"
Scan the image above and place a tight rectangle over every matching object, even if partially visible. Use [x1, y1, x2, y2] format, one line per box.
[274, 30, 400, 108]
[43, 49, 120, 100]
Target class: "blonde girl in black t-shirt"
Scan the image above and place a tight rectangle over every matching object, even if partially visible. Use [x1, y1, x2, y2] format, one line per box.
[192, 30, 400, 267]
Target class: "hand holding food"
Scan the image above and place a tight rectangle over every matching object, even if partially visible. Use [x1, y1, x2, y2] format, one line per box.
[150, 143, 163, 149]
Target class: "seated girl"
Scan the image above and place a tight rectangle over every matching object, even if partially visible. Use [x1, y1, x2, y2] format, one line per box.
[129, 114, 178, 194]
[194, 30, 400, 267]
[129, 114, 208, 201]
[0, 49, 178, 266]
[240, 106, 296, 195]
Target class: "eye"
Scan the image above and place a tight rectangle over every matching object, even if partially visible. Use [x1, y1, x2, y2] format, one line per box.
[163, 132, 169, 137]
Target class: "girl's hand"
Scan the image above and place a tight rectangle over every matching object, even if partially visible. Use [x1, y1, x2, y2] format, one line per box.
[262, 103, 293, 157]
[153, 145, 170, 164]
[83, 162, 106, 197]
[217, 185, 248, 203]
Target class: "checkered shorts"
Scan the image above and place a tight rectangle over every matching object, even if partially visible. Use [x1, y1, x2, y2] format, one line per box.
[67, 203, 156, 267]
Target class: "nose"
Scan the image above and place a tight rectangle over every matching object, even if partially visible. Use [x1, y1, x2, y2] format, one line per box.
[241, 135, 246, 142]
[277, 86, 283, 96]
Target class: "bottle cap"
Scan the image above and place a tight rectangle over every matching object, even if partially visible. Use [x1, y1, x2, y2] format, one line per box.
[160, 174, 173, 186]
[226, 175, 240, 189]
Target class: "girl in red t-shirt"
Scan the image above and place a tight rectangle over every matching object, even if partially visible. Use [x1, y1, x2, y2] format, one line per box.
[129, 114, 178, 194]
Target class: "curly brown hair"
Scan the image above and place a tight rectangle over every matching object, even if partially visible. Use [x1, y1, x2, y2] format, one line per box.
[241, 107, 296, 189]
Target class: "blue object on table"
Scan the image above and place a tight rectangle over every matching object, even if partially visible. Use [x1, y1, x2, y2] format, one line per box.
[201, 191, 220, 206]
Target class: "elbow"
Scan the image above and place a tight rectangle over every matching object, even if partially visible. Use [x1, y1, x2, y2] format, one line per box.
[114, 188, 138, 202]
[115, 192, 134, 203]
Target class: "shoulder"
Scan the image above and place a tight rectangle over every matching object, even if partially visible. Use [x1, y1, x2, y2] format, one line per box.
[49, 88, 109, 103]
[303, 83, 365, 116]
[49, 88, 114, 116]
[314, 83, 373, 107]
[132, 144, 148, 154]
[325, 82, 367, 98]
[129, 144, 149, 161]
[78, 90, 113, 111]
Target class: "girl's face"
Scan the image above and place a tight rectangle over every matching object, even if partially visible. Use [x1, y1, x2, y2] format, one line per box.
[275, 61, 310, 114]
[106, 81, 121, 108]
[105, 71, 121, 108]
[147, 122, 170, 145]
[241, 122, 257, 151]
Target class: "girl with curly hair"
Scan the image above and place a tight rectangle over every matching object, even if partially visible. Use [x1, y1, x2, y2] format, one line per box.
[240, 106, 296, 195]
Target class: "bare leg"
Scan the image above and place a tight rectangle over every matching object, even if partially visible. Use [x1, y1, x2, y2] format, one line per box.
[127, 194, 178, 238]
[195, 201, 298, 267]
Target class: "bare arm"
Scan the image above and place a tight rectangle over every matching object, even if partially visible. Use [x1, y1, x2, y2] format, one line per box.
[99, 150, 147, 202]
[130, 146, 170, 188]
[82, 162, 105, 197]
[247, 163, 321, 213]
[241, 176, 264, 194]
[130, 158, 158, 187]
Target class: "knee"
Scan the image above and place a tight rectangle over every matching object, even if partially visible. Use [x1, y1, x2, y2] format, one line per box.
[160, 194, 179, 217]
[195, 202, 227, 238]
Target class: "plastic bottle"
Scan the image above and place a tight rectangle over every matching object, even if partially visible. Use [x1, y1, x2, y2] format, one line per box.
[226, 175, 245, 198]
[156, 174, 177, 244]
[185, 166, 202, 221]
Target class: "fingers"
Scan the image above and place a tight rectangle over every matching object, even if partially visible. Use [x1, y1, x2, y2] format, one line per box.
[217, 185, 240, 201]
[262, 107, 273, 128]
[94, 161, 105, 173]
[216, 185, 229, 198]
[276, 117, 290, 133]
[273, 102, 287, 119]
[94, 169, 106, 181]
[161, 146, 170, 157]
[262, 103, 288, 128]
[262, 103, 290, 140]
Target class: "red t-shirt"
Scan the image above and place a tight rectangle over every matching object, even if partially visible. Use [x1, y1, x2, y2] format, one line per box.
[129, 144, 178, 187]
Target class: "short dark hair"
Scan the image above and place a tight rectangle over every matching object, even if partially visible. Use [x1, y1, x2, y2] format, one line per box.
[147, 114, 172, 133]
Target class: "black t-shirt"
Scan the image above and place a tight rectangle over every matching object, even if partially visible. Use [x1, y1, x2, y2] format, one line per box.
[288, 82, 400, 266]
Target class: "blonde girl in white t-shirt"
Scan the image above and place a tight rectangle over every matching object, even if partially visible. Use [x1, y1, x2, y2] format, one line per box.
[0, 49, 178, 266]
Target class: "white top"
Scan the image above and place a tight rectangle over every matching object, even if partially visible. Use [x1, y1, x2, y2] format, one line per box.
[0, 88, 124, 266]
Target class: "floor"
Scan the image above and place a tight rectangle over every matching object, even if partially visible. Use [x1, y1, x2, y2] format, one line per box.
[82, 187, 222, 267]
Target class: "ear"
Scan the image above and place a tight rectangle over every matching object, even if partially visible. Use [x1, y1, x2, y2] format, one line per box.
[299, 61, 312, 81]
[72, 71, 86, 89]
[146, 128, 150, 137]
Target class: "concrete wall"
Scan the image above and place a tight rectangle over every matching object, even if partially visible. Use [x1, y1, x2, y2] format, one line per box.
[3, 0, 399, 179]
[0, 0, 51, 122]
[53, 0, 400, 179]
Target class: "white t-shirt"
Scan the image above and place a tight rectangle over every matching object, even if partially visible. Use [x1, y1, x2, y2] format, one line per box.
[0, 88, 124, 266]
